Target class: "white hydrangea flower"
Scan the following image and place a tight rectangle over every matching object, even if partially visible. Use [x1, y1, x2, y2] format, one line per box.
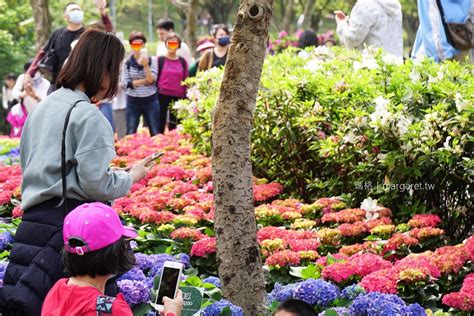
[361, 197, 381, 220]
[354, 116, 367, 127]
[343, 131, 358, 144]
[396, 115, 412, 137]
[305, 59, 323, 72]
[382, 53, 403, 65]
[454, 93, 470, 112]
[409, 70, 421, 83]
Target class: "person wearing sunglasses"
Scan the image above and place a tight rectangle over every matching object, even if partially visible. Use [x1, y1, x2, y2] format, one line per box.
[122, 31, 160, 136]
[156, 33, 189, 134]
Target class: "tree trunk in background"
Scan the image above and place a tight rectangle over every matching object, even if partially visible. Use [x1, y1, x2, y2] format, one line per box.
[302, 0, 315, 30]
[281, 0, 295, 32]
[30, 0, 51, 50]
[186, 0, 198, 54]
[212, 0, 274, 314]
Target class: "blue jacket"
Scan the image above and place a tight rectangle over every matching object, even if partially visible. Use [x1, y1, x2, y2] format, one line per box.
[412, 0, 472, 62]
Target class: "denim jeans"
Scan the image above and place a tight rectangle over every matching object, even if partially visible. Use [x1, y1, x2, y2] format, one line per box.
[126, 94, 160, 136]
[99, 102, 114, 130]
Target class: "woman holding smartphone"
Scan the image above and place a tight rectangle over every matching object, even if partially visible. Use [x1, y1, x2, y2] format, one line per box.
[0, 30, 155, 316]
[122, 31, 160, 136]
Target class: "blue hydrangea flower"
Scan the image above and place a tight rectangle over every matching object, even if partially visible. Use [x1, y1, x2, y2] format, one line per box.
[176, 253, 191, 268]
[405, 303, 427, 316]
[202, 299, 244, 316]
[202, 276, 221, 288]
[350, 292, 406, 316]
[293, 279, 340, 307]
[117, 279, 150, 306]
[319, 307, 353, 316]
[341, 285, 365, 300]
[118, 268, 146, 282]
[267, 283, 298, 304]
[0, 232, 13, 251]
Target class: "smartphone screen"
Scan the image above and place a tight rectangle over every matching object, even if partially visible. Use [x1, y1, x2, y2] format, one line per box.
[156, 266, 180, 305]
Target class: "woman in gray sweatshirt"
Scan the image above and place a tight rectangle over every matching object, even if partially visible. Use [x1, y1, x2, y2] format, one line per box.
[0, 30, 154, 315]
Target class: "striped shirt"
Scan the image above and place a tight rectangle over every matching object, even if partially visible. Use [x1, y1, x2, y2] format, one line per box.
[122, 55, 158, 98]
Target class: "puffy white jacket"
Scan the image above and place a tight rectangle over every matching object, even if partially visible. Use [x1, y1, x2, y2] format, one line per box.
[337, 0, 403, 56]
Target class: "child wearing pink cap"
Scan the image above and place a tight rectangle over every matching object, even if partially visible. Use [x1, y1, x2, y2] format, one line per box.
[41, 202, 183, 316]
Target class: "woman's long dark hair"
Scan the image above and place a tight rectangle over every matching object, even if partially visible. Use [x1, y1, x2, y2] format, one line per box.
[57, 30, 125, 100]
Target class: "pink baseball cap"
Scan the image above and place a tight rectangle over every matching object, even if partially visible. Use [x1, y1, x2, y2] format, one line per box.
[63, 202, 137, 255]
[196, 40, 215, 52]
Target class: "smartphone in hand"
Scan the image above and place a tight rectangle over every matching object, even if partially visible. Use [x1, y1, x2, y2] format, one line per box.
[145, 152, 165, 167]
[155, 261, 184, 312]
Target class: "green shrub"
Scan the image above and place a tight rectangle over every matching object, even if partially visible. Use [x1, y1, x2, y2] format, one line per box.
[175, 47, 473, 241]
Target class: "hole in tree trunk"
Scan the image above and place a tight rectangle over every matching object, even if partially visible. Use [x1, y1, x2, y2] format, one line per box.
[249, 5, 260, 17]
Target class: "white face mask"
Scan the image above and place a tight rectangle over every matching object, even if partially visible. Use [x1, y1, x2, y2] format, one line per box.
[68, 10, 84, 24]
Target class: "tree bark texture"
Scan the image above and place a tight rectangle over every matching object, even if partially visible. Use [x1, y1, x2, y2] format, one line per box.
[30, 0, 52, 50]
[212, 0, 274, 315]
[186, 0, 198, 55]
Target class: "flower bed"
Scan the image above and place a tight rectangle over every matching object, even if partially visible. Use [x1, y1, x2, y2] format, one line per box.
[0, 131, 472, 315]
[175, 47, 473, 241]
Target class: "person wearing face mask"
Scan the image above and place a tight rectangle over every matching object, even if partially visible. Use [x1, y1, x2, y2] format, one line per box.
[23, 0, 113, 94]
[0, 30, 154, 316]
[156, 33, 189, 134]
[198, 24, 231, 72]
[122, 31, 160, 136]
[12, 60, 50, 113]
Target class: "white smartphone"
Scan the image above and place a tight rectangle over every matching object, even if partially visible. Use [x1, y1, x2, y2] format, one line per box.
[155, 261, 184, 311]
[140, 48, 149, 59]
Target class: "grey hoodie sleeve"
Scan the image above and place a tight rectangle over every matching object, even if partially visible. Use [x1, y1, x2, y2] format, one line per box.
[73, 109, 132, 201]
[337, 1, 377, 49]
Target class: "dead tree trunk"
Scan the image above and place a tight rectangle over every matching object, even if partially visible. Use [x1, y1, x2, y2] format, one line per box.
[212, 0, 274, 315]
[30, 0, 52, 50]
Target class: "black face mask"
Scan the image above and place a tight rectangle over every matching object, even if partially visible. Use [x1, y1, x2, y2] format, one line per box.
[217, 37, 230, 46]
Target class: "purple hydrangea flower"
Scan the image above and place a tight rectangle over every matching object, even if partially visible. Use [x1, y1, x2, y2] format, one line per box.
[202, 276, 221, 288]
[350, 292, 406, 316]
[202, 299, 244, 316]
[117, 279, 150, 306]
[0, 232, 13, 251]
[341, 285, 365, 300]
[267, 283, 298, 304]
[405, 303, 427, 316]
[293, 279, 340, 307]
[135, 253, 156, 272]
[118, 268, 146, 282]
[318, 307, 353, 316]
[148, 254, 178, 278]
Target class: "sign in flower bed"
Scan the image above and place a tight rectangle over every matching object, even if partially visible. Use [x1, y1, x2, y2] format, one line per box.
[0, 131, 472, 315]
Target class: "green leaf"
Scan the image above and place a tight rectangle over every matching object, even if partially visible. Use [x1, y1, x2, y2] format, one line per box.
[132, 303, 152, 316]
[220, 306, 232, 316]
[324, 309, 339, 316]
[183, 276, 203, 287]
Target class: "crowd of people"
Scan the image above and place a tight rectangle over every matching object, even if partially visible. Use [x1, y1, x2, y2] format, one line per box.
[2, 0, 473, 138]
[0, 1, 231, 139]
